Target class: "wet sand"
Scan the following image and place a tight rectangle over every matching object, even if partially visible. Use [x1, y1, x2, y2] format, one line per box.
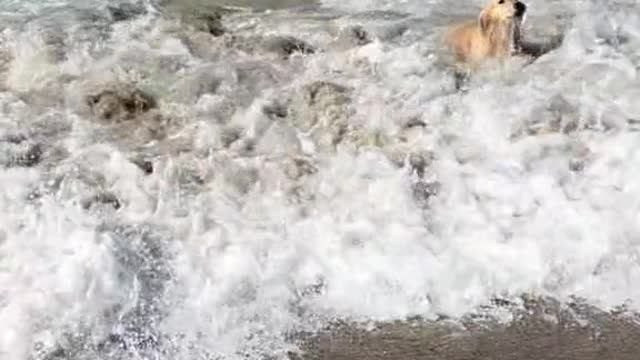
[291, 298, 640, 360]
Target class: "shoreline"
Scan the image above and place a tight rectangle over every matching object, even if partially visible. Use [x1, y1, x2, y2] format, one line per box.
[291, 298, 640, 360]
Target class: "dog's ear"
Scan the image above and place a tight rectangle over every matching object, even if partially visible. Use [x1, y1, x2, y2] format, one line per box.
[478, 8, 491, 33]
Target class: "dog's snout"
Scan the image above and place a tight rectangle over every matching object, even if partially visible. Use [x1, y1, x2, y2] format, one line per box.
[514, 1, 526, 17]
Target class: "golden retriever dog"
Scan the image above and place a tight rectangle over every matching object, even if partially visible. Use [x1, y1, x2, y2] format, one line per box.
[446, 0, 527, 72]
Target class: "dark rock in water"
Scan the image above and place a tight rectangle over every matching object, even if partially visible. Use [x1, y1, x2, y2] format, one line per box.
[331, 25, 373, 50]
[86, 86, 156, 122]
[516, 22, 564, 60]
[220, 126, 243, 148]
[40, 345, 66, 359]
[203, 13, 226, 37]
[409, 152, 434, 177]
[284, 156, 317, 180]
[519, 36, 564, 59]
[81, 192, 121, 210]
[131, 158, 154, 175]
[140, 161, 154, 174]
[169, 1, 245, 36]
[627, 118, 640, 131]
[1, 137, 44, 168]
[350, 25, 372, 45]
[412, 181, 440, 206]
[181, 11, 226, 36]
[343, 25, 372, 46]
[193, 13, 225, 37]
[265, 36, 316, 58]
[107, 3, 147, 22]
[263, 101, 288, 118]
[402, 117, 427, 129]
[568, 144, 591, 173]
[510, 11, 564, 61]
[568, 158, 585, 172]
[2, 133, 28, 144]
[15, 143, 43, 167]
[388, 150, 434, 178]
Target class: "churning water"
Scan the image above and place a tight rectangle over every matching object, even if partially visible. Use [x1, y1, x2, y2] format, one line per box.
[0, 0, 639, 358]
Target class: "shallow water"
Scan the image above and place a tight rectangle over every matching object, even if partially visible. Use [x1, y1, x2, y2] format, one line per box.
[0, 0, 639, 359]
[162, 0, 317, 10]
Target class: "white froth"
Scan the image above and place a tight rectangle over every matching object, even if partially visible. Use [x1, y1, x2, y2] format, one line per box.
[1, 0, 640, 359]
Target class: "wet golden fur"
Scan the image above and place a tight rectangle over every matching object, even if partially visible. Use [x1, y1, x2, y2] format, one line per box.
[446, 0, 522, 70]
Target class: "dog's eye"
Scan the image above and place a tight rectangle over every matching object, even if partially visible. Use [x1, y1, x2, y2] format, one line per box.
[498, 0, 504, 3]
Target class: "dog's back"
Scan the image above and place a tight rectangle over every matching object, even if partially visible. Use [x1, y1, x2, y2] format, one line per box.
[446, 20, 486, 65]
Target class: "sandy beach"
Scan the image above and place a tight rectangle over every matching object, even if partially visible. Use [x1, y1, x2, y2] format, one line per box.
[293, 298, 640, 359]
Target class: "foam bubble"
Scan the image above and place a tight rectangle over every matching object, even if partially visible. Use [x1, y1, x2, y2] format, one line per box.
[1, 0, 640, 359]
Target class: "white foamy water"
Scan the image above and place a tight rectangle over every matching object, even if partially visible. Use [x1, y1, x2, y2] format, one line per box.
[1, 0, 639, 358]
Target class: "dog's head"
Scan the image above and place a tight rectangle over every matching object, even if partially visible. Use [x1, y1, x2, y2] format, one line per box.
[479, 0, 527, 33]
